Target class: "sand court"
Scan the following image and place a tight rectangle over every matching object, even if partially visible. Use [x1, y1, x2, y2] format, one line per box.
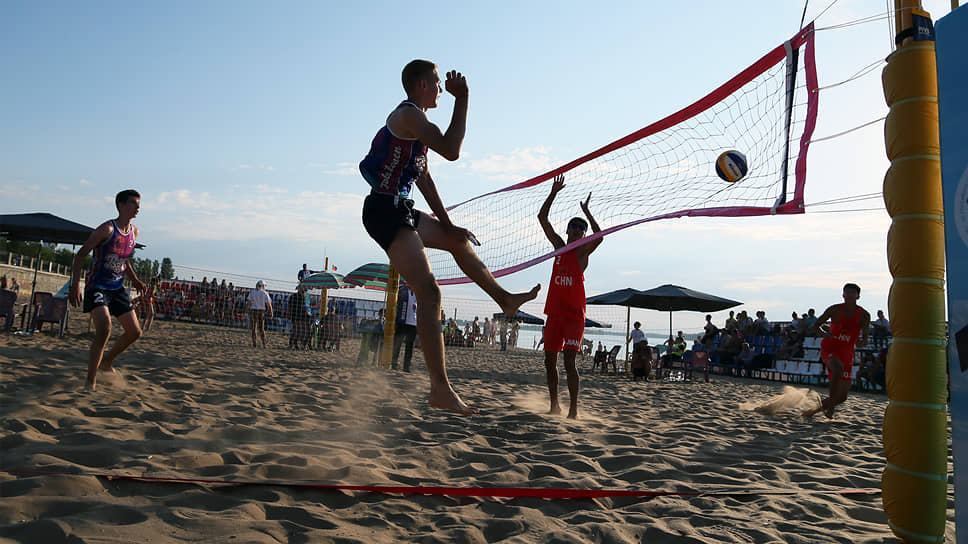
[0, 314, 955, 542]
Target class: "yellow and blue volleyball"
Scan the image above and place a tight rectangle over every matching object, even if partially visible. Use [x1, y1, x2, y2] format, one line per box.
[715, 150, 748, 182]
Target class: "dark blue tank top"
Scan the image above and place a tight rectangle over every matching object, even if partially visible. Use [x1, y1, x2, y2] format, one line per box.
[86, 220, 136, 290]
[359, 101, 428, 198]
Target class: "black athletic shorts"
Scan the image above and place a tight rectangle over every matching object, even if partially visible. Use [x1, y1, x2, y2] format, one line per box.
[83, 287, 134, 316]
[362, 192, 422, 251]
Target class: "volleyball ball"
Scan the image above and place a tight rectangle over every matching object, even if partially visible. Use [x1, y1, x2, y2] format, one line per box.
[715, 150, 748, 183]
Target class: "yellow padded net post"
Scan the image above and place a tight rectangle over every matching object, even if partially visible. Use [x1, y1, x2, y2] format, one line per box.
[881, 2, 948, 542]
[380, 266, 400, 368]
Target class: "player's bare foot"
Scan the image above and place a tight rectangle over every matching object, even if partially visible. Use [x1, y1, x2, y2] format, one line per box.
[548, 404, 562, 415]
[567, 409, 578, 420]
[85, 380, 96, 391]
[801, 394, 824, 418]
[428, 386, 479, 415]
[500, 284, 541, 319]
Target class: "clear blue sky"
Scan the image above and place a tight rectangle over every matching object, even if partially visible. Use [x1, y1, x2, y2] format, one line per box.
[1, 1, 955, 335]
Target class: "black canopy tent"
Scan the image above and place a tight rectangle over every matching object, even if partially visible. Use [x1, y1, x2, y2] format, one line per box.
[586, 284, 742, 364]
[0, 213, 146, 332]
[492, 310, 611, 329]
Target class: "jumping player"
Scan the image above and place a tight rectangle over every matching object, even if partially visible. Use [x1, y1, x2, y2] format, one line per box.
[802, 283, 871, 418]
[359, 59, 540, 414]
[70, 190, 146, 390]
[538, 174, 603, 418]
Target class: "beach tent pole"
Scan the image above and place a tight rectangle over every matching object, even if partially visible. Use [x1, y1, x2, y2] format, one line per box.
[381, 266, 400, 368]
[623, 305, 630, 372]
[668, 311, 673, 344]
[24, 239, 44, 334]
[320, 257, 329, 317]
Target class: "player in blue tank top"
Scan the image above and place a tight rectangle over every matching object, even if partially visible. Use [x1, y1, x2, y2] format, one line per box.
[360, 59, 541, 415]
[71, 189, 147, 390]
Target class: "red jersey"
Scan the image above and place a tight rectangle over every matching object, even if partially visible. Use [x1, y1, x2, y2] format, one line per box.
[829, 304, 865, 344]
[544, 249, 585, 319]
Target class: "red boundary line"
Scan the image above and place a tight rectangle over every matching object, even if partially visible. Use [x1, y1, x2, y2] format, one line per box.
[436, 24, 819, 286]
[3, 469, 879, 499]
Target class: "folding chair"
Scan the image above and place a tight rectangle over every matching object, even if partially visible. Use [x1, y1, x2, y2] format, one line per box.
[0, 289, 18, 332]
[687, 350, 710, 382]
[603, 345, 621, 374]
[33, 297, 68, 336]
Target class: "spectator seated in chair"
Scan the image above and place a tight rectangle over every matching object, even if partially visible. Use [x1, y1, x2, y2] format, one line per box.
[628, 321, 650, 381]
[772, 328, 804, 360]
[714, 327, 743, 366]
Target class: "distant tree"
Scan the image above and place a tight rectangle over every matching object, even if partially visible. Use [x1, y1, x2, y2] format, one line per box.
[160, 258, 174, 280]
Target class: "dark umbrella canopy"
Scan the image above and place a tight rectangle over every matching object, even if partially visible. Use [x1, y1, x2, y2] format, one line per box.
[584, 316, 611, 328]
[586, 284, 742, 313]
[493, 310, 544, 325]
[1, 213, 96, 244]
[586, 284, 742, 344]
[0, 212, 146, 247]
[492, 311, 608, 328]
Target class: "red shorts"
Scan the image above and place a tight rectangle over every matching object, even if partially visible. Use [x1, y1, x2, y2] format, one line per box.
[543, 314, 584, 352]
[820, 337, 854, 382]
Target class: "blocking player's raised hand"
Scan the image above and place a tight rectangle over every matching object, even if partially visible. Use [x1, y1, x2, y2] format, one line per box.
[445, 70, 468, 99]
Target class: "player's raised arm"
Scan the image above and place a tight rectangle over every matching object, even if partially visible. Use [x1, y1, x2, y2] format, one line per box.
[578, 192, 604, 257]
[399, 70, 468, 161]
[538, 174, 566, 249]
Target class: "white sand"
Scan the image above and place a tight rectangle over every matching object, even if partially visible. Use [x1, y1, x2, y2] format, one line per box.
[0, 314, 956, 543]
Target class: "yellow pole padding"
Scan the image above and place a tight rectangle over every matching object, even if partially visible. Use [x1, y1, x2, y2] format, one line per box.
[883, 468, 949, 542]
[881, 45, 938, 105]
[887, 281, 947, 343]
[881, 2, 947, 541]
[885, 342, 948, 405]
[887, 218, 946, 279]
[885, 100, 941, 159]
[883, 158, 943, 216]
[380, 266, 400, 368]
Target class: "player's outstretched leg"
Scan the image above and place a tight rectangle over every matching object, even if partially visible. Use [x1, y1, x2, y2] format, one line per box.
[418, 212, 540, 318]
[387, 229, 477, 415]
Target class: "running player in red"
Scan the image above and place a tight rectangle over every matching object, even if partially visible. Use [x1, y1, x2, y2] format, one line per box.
[802, 283, 871, 418]
[538, 174, 603, 419]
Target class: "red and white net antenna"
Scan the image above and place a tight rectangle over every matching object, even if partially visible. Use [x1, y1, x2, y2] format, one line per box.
[431, 23, 819, 285]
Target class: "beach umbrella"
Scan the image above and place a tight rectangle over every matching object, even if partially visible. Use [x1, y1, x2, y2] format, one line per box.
[296, 272, 345, 290]
[584, 316, 611, 328]
[493, 310, 545, 325]
[586, 284, 742, 341]
[349, 279, 387, 291]
[344, 262, 390, 288]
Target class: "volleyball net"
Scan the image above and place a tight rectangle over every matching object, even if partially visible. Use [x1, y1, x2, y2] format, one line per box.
[430, 23, 818, 284]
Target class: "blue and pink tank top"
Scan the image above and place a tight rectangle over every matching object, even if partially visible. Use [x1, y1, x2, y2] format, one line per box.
[86, 220, 136, 290]
[359, 101, 428, 198]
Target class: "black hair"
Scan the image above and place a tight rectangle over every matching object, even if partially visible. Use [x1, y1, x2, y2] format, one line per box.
[844, 282, 861, 295]
[402, 59, 437, 94]
[567, 217, 588, 229]
[115, 189, 140, 209]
